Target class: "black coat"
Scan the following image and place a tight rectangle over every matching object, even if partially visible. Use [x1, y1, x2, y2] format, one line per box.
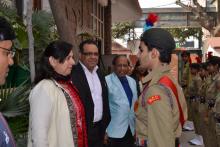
[71, 63, 111, 143]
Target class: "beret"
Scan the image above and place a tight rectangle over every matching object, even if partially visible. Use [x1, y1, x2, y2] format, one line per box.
[207, 56, 220, 65]
[0, 16, 15, 41]
[140, 28, 175, 52]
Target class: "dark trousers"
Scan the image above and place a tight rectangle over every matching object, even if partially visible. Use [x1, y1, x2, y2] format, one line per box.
[88, 121, 103, 147]
[89, 140, 103, 147]
[108, 127, 135, 147]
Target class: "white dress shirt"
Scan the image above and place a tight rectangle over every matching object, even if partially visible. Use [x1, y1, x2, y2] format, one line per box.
[80, 62, 103, 122]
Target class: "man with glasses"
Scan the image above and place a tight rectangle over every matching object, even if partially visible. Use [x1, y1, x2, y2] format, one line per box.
[0, 16, 16, 147]
[71, 39, 110, 147]
[105, 55, 137, 147]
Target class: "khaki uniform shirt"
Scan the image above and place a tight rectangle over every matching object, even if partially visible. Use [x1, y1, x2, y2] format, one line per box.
[206, 73, 220, 100]
[135, 65, 187, 147]
[188, 74, 202, 97]
[198, 77, 209, 98]
[181, 62, 191, 97]
[214, 92, 220, 136]
[181, 62, 190, 87]
[214, 92, 220, 117]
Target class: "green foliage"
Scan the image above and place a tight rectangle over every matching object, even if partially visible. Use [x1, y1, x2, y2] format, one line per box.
[0, 1, 58, 146]
[0, 80, 31, 146]
[8, 116, 29, 146]
[32, 11, 58, 60]
[165, 27, 203, 43]
[0, 81, 30, 118]
[112, 22, 135, 39]
[0, 1, 28, 48]
[0, 2, 58, 66]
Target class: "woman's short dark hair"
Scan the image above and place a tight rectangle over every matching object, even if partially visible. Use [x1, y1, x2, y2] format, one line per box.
[34, 40, 73, 84]
[79, 39, 98, 53]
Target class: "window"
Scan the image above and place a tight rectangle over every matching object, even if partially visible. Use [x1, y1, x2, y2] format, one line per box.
[91, 0, 105, 54]
[33, 0, 41, 10]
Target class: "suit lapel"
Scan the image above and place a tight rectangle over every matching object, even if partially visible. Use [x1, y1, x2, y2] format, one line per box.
[126, 76, 136, 105]
[111, 73, 130, 106]
[75, 63, 94, 105]
[97, 69, 108, 108]
[97, 69, 106, 90]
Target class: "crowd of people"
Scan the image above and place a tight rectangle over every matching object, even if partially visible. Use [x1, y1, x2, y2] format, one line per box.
[0, 14, 220, 147]
[181, 51, 220, 147]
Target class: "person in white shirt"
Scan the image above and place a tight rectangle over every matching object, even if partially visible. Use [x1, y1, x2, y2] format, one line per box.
[71, 39, 111, 147]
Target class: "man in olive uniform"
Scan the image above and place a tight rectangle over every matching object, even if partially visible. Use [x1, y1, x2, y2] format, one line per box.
[135, 28, 187, 147]
[180, 51, 191, 98]
[197, 63, 209, 136]
[206, 56, 220, 104]
[213, 89, 220, 147]
[198, 63, 209, 102]
[188, 63, 202, 99]
[188, 63, 202, 129]
[201, 56, 220, 146]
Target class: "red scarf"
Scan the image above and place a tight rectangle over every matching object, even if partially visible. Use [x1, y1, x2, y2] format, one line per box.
[58, 80, 88, 147]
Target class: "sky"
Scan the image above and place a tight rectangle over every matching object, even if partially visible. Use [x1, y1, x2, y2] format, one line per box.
[117, 0, 193, 47]
[138, 0, 185, 8]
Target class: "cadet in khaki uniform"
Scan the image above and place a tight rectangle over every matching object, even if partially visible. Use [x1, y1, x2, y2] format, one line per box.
[180, 51, 191, 98]
[201, 72, 212, 118]
[204, 56, 220, 146]
[213, 91, 220, 147]
[197, 63, 209, 136]
[213, 75, 220, 147]
[198, 63, 209, 102]
[206, 56, 220, 103]
[188, 63, 202, 99]
[135, 28, 188, 147]
[188, 63, 202, 128]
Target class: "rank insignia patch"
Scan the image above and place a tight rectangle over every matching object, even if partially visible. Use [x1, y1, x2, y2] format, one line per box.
[147, 95, 161, 104]
[134, 100, 139, 112]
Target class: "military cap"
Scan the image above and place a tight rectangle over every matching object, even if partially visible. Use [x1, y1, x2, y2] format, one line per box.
[207, 56, 220, 66]
[0, 16, 16, 41]
[140, 28, 176, 53]
[200, 62, 207, 70]
[190, 63, 201, 70]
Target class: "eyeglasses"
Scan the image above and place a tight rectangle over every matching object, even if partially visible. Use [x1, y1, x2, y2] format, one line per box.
[82, 52, 99, 57]
[115, 64, 129, 68]
[0, 46, 15, 58]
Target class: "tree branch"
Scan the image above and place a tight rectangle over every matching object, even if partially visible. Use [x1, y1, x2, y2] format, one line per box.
[26, 0, 35, 82]
[176, 0, 215, 34]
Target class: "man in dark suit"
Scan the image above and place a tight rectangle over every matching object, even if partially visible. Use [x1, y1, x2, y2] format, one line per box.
[71, 39, 111, 147]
